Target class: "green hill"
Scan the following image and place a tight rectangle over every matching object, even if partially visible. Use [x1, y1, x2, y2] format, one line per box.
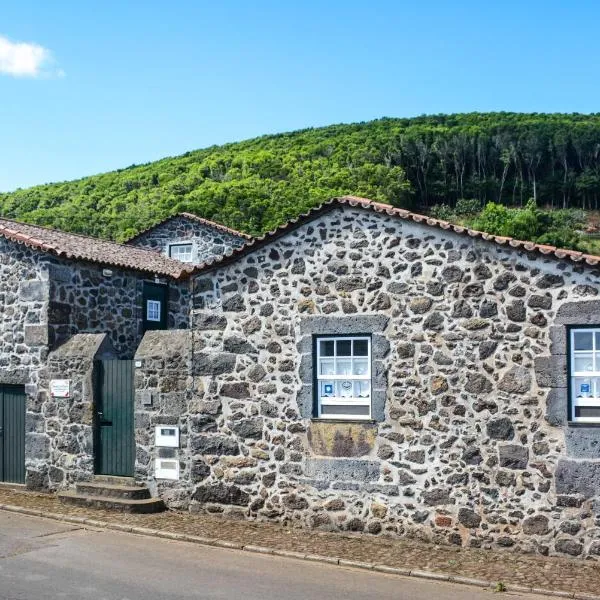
[2, 112, 600, 242]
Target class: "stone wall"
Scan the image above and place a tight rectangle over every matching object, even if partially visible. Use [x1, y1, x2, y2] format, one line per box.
[26, 334, 116, 490]
[136, 206, 600, 558]
[47, 260, 189, 358]
[128, 216, 246, 265]
[0, 238, 50, 389]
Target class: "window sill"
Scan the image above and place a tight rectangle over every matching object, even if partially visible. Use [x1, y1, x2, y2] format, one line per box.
[310, 418, 377, 425]
[567, 421, 600, 427]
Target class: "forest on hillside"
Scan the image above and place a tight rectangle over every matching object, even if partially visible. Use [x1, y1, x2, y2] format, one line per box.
[1, 112, 600, 242]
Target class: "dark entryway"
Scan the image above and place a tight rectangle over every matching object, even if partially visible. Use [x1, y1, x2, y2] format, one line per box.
[142, 282, 168, 332]
[95, 360, 134, 477]
[0, 385, 26, 484]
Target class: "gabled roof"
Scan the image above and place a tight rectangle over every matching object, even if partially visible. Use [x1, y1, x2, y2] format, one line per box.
[191, 195, 600, 274]
[0, 217, 193, 279]
[124, 212, 251, 243]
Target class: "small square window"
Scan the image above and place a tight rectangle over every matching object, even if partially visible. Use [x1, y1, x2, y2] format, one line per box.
[315, 336, 371, 421]
[570, 327, 600, 423]
[169, 243, 193, 263]
[147, 300, 161, 322]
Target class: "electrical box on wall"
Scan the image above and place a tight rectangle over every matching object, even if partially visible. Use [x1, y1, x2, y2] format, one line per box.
[155, 458, 179, 480]
[155, 425, 179, 448]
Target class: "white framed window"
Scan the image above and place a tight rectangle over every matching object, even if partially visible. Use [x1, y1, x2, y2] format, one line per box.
[146, 300, 161, 322]
[570, 328, 600, 423]
[316, 336, 371, 420]
[169, 243, 193, 263]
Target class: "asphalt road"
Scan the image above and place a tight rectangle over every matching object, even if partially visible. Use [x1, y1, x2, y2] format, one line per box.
[0, 511, 546, 600]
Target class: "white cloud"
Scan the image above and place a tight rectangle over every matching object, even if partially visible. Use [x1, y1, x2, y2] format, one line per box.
[0, 35, 63, 78]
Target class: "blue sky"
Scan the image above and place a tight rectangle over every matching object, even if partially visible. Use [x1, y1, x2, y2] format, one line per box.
[0, 0, 597, 191]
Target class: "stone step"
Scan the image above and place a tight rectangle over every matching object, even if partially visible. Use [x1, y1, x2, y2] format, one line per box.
[58, 491, 165, 514]
[76, 482, 151, 500]
[92, 475, 142, 486]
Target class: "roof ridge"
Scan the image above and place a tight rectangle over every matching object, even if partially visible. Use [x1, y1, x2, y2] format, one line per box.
[189, 196, 600, 274]
[124, 212, 251, 243]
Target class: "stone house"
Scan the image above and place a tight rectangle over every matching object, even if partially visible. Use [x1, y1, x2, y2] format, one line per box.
[0, 217, 194, 488]
[135, 196, 600, 558]
[4, 197, 600, 558]
[125, 212, 250, 265]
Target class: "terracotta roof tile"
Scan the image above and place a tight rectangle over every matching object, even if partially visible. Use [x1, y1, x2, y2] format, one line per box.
[124, 212, 251, 243]
[0, 218, 193, 279]
[191, 195, 600, 273]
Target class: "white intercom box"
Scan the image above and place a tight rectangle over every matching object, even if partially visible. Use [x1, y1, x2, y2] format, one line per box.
[155, 425, 179, 448]
[155, 458, 179, 480]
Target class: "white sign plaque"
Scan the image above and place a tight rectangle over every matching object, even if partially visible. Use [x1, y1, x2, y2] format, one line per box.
[50, 379, 70, 398]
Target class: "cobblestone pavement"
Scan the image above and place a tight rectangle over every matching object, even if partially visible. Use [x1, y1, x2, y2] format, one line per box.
[0, 487, 598, 598]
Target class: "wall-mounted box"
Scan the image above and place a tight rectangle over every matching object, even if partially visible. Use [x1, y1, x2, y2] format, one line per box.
[155, 425, 179, 448]
[155, 458, 179, 480]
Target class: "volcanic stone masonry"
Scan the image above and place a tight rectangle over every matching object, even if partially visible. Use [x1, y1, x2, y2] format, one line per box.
[127, 215, 247, 265]
[135, 205, 600, 557]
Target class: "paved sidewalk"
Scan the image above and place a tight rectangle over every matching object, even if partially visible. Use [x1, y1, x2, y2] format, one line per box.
[0, 487, 598, 598]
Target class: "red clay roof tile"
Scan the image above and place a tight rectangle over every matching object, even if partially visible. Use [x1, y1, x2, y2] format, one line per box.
[0, 218, 193, 279]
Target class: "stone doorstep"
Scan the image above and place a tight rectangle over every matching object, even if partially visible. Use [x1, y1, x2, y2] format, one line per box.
[57, 491, 165, 514]
[0, 504, 597, 600]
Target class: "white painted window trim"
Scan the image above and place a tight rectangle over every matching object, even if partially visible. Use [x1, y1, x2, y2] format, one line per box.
[146, 299, 161, 322]
[168, 242, 194, 263]
[570, 327, 600, 423]
[316, 336, 371, 420]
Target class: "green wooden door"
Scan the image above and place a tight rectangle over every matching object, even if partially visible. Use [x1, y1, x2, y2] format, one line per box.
[0, 385, 26, 484]
[96, 360, 135, 477]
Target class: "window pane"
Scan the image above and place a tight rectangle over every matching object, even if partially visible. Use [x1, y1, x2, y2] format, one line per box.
[596, 332, 600, 350]
[575, 406, 600, 419]
[574, 331, 594, 351]
[354, 339, 369, 356]
[320, 381, 335, 397]
[320, 340, 335, 357]
[321, 405, 370, 416]
[320, 360, 335, 375]
[338, 380, 354, 398]
[147, 300, 161, 322]
[353, 358, 369, 376]
[574, 354, 594, 372]
[336, 359, 352, 376]
[573, 377, 593, 398]
[355, 380, 371, 398]
[336, 340, 352, 356]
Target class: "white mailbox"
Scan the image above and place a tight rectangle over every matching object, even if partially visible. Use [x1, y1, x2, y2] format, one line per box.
[155, 425, 179, 448]
[155, 458, 179, 480]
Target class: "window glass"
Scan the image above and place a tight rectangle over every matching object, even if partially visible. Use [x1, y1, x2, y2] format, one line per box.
[316, 336, 372, 420]
[169, 244, 193, 263]
[336, 340, 352, 356]
[574, 331, 594, 351]
[320, 340, 335, 356]
[571, 328, 600, 423]
[354, 339, 369, 356]
[147, 300, 161, 322]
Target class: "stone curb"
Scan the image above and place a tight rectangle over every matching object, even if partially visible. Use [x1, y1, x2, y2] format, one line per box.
[0, 504, 597, 600]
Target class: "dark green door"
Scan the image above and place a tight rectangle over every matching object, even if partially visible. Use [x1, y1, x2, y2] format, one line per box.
[0, 385, 26, 484]
[96, 360, 135, 477]
[142, 282, 168, 332]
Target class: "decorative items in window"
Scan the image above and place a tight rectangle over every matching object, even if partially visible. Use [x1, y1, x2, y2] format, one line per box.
[315, 336, 371, 420]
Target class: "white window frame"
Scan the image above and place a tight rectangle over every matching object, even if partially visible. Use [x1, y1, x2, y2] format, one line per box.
[315, 336, 371, 420]
[168, 243, 194, 263]
[146, 299, 161, 322]
[570, 327, 600, 423]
